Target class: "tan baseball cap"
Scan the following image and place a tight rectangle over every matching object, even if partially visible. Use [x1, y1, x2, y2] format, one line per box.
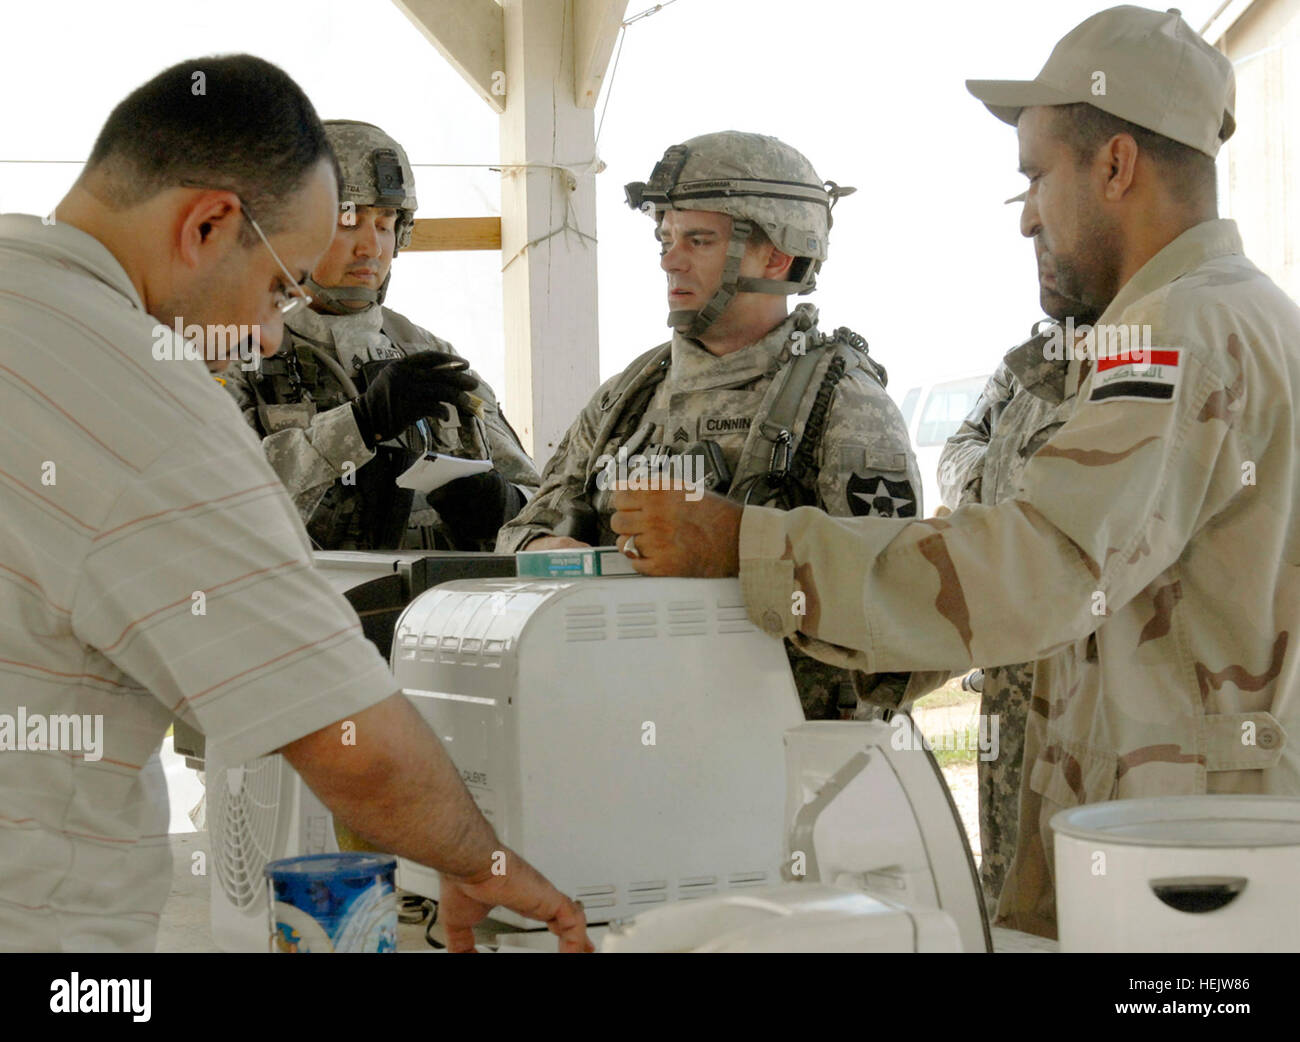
[966, 5, 1236, 157]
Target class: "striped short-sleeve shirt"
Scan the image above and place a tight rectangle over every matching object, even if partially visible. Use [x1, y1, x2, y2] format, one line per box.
[0, 214, 398, 951]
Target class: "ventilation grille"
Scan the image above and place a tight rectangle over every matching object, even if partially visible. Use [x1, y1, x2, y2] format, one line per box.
[666, 599, 707, 637]
[565, 604, 606, 642]
[209, 754, 285, 910]
[626, 879, 668, 906]
[678, 875, 719, 901]
[569, 871, 770, 912]
[716, 601, 753, 634]
[551, 597, 763, 643]
[616, 601, 657, 640]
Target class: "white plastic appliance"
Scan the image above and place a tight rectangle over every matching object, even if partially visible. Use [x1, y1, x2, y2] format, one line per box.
[1054, 795, 1300, 953]
[207, 748, 338, 952]
[392, 576, 806, 926]
[602, 719, 990, 952]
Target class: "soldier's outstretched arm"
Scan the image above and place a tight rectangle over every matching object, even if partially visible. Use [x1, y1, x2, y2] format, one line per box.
[737, 334, 1242, 675]
[938, 362, 1019, 510]
[279, 694, 593, 953]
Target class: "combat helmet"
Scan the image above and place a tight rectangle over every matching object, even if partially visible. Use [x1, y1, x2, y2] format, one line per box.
[307, 120, 418, 312]
[624, 131, 854, 336]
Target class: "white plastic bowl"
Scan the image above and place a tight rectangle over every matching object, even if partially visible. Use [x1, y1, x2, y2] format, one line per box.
[1053, 795, 1300, 953]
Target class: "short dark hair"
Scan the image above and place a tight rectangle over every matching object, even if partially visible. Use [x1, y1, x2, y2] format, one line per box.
[745, 222, 804, 281]
[1050, 103, 1217, 213]
[84, 55, 338, 244]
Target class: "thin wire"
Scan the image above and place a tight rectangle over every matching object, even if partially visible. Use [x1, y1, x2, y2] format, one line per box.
[595, 0, 682, 150]
[624, 0, 681, 27]
[407, 161, 596, 171]
[595, 26, 627, 149]
[0, 159, 599, 172]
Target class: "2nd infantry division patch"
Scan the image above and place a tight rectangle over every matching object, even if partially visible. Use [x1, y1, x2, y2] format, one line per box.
[1088, 348, 1182, 404]
[847, 473, 917, 518]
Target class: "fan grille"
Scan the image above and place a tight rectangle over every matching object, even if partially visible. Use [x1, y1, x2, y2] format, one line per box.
[209, 754, 286, 909]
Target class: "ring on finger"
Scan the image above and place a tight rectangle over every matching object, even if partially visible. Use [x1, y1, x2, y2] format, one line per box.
[623, 535, 641, 559]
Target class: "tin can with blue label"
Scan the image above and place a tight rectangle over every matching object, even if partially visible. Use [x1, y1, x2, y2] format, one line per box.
[266, 852, 398, 953]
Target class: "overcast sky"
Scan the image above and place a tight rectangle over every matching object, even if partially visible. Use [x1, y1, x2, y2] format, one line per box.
[0, 0, 1227, 421]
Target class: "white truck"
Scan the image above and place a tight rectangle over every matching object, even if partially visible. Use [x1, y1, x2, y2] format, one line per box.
[895, 373, 991, 515]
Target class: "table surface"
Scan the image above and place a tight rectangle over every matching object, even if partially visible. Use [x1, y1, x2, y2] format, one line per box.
[410, 912, 1057, 954]
[163, 833, 1056, 953]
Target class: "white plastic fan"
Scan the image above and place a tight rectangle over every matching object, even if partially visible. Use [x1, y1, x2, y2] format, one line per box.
[206, 747, 337, 952]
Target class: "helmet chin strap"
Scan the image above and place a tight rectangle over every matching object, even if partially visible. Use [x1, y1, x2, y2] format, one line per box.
[667, 218, 752, 337]
[303, 271, 393, 315]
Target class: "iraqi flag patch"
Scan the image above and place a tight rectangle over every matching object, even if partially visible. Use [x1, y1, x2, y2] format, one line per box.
[1088, 348, 1182, 404]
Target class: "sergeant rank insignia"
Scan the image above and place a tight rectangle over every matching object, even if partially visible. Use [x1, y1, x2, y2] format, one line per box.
[847, 474, 916, 518]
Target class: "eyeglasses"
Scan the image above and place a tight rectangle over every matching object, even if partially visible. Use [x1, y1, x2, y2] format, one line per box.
[179, 181, 312, 316]
[241, 204, 313, 316]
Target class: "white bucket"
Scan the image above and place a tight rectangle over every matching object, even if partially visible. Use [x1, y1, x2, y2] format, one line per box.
[1053, 795, 1300, 952]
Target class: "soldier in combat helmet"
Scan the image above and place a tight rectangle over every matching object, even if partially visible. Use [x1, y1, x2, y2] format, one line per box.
[496, 130, 923, 720]
[224, 120, 539, 551]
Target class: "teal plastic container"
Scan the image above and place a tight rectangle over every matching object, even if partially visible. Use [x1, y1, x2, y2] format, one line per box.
[265, 852, 398, 953]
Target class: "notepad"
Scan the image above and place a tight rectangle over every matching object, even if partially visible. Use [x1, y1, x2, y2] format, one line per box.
[396, 453, 493, 493]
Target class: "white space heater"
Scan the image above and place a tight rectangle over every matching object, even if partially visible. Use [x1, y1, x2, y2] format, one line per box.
[392, 576, 806, 927]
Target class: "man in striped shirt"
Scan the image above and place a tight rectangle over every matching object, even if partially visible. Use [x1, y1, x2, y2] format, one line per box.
[0, 56, 588, 953]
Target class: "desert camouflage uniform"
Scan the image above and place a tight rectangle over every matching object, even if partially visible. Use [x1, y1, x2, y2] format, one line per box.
[937, 328, 1075, 913]
[737, 220, 1300, 937]
[224, 303, 539, 551]
[496, 302, 923, 720]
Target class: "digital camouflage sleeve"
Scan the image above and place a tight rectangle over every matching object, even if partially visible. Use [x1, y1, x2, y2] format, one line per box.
[219, 367, 371, 521]
[937, 361, 1019, 511]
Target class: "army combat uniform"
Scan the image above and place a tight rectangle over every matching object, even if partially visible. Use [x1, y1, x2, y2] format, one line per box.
[224, 303, 539, 551]
[497, 302, 923, 720]
[737, 220, 1300, 937]
[937, 327, 1076, 913]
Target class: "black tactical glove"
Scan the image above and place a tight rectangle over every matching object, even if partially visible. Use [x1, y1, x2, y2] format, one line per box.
[350, 352, 479, 449]
[424, 470, 526, 545]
